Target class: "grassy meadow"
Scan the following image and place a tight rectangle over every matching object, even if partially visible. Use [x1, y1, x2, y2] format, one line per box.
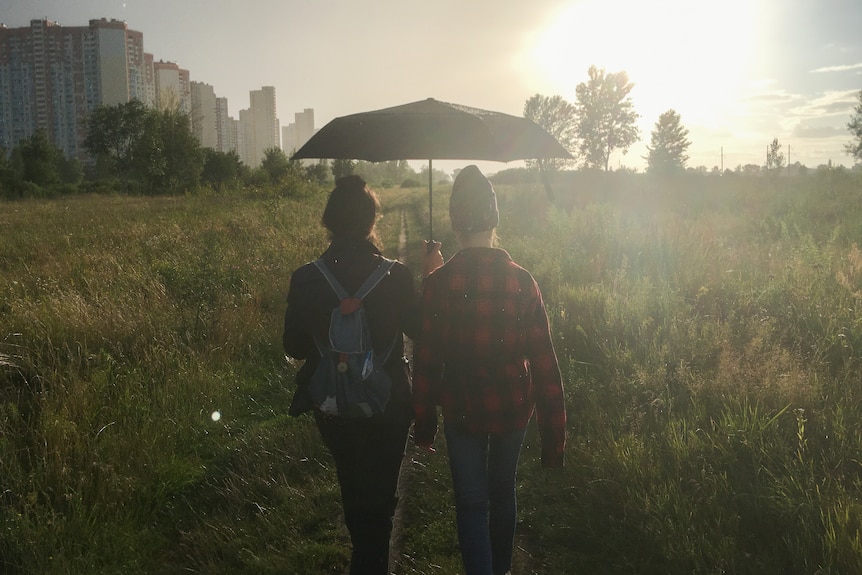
[2, 170, 862, 574]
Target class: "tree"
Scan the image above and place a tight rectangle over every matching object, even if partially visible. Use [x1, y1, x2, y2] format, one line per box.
[85, 100, 203, 194]
[260, 147, 292, 182]
[139, 107, 203, 194]
[575, 66, 640, 171]
[737, 163, 762, 175]
[353, 160, 416, 187]
[55, 156, 82, 185]
[644, 109, 691, 175]
[305, 162, 330, 185]
[15, 130, 61, 186]
[0, 146, 10, 195]
[766, 138, 785, 172]
[523, 94, 578, 172]
[523, 94, 578, 199]
[845, 89, 862, 163]
[331, 159, 356, 180]
[84, 100, 150, 181]
[201, 149, 242, 192]
[419, 164, 449, 186]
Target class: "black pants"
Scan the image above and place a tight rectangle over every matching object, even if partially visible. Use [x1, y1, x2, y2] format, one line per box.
[315, 410, 411, 575]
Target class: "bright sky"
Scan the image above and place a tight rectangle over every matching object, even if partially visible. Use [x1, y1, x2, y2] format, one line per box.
[5, 0, 862, 173]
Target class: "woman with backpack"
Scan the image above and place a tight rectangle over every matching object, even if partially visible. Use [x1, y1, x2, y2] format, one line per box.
[282, 175, 418, 575]
[413, 165, 567, 575]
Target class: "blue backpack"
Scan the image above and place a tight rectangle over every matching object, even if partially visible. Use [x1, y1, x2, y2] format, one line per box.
[307, 257, 397, 418]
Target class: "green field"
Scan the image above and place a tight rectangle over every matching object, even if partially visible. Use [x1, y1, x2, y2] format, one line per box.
[2, 170, 861, 574]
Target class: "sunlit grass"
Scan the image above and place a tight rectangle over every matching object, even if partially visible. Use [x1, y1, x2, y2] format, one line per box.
[2, 170, 862, 573]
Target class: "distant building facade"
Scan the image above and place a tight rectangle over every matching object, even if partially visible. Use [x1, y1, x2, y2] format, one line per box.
[153, 60, 190, 114]
[143, 52, 156, 107]
[0, 17, 288, 170]
[281, 107, 315, 155]
[0, 18, 151, 161]
[239, 86, 279, 168]
[191, 81, 218, 150]
[215, 96, 234, 153]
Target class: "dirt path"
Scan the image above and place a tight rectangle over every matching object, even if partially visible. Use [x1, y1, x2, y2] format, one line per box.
[390, 209, 412, 572]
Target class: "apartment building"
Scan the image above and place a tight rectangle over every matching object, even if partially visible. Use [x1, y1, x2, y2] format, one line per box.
[191, 81, 218, 150]
[281, 107, 315, 155]
[215, 96, 235, 153]
[143, 52, 156, 107]
[239, 86, 279, 168]
[0, 18, 297, 170]
[153, 60, 191, 114]
[0, 18, 149, 161]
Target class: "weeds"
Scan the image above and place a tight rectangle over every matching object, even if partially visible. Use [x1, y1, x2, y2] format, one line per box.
[2, 173, 862, 573]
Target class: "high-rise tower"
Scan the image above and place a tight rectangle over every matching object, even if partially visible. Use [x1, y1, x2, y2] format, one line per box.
[0, 18, 149, 161]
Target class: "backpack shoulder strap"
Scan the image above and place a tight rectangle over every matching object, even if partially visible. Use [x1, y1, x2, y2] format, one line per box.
[314, 257, 399, 362]
[354, 258, 396, 300]
[357, 258, 399, 363]
[313, 258, 350, 300]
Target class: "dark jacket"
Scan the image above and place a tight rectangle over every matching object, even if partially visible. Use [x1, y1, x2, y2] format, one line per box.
[283, 238, 418, 417]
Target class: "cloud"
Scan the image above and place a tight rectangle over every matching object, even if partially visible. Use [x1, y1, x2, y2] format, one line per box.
[810, 62, 862, 73]
[789, 90, 858, 118]
[791, 124, 845, 139]
[741, 89, 799, 104]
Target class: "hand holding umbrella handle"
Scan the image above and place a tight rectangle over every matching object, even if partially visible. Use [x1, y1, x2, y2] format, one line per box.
[423, 240, 443, 277]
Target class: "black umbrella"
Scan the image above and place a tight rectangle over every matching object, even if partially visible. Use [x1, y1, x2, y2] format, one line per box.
[291, 98, 572, 239]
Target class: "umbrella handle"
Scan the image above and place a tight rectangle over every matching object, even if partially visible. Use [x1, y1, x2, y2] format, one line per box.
[423, 240, 444, 275]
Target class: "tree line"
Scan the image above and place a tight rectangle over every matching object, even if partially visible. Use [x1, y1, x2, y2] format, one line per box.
[3, 65, 862, 200]
[523, 65, 682, 176]
[524, 65, 862, 177]
[0, 98, 439, 200]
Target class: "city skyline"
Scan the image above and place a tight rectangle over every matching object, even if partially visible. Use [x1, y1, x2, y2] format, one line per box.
[4, 0, 862, 173]
[0, 18, 308, 168]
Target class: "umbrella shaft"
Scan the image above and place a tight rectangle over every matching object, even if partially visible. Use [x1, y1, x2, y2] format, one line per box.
[428, 158, 433, 241]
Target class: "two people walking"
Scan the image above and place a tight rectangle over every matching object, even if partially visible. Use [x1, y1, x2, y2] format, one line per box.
[283, 167, 566, 575]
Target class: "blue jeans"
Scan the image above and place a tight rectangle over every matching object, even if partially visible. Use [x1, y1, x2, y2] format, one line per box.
[444, 422, 527, 575]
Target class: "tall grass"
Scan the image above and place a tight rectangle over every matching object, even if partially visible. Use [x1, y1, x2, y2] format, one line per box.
[2, 171, 862, 573]
[0, 189, 341, 573]
[495, 170, 862, 573]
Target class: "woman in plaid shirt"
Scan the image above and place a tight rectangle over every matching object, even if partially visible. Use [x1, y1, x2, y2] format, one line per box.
[413, 165, 567, 575]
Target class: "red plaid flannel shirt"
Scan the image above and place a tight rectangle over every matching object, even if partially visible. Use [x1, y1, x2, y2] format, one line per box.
[412, 247, 566, 466]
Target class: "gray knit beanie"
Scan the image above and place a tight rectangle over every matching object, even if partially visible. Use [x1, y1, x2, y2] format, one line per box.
[449, 165, 499, 233]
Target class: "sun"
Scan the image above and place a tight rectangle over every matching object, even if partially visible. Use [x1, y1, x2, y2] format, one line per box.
[526, 0, 766, 127]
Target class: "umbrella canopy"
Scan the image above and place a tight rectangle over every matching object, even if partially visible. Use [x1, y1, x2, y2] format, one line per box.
[291, 98, 573, 238]
[292, 97, 572, 162]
